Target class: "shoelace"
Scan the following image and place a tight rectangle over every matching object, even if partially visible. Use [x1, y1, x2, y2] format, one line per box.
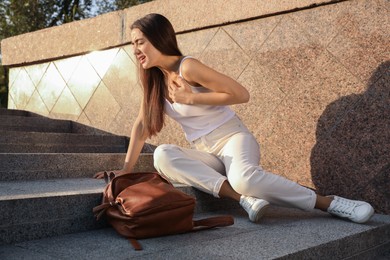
[241, 196, 255, 210]
[331, 199, 358, 216]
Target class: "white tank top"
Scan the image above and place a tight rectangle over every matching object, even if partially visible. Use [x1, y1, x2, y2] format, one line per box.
[164, 56, 235, 142]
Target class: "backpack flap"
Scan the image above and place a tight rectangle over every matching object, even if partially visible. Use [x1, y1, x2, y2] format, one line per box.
[102, 172, 196, 239]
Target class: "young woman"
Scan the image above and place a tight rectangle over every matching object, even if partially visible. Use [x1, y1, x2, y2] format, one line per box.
[95, 13, 374, 224]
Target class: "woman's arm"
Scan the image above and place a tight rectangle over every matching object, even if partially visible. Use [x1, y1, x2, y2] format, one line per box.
[93, 103, 148, 178]
[169, 58, 250, 106]
[121, 111, 148, 173]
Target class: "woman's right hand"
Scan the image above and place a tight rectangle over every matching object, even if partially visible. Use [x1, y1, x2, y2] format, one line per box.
[93, 169, 129, 180]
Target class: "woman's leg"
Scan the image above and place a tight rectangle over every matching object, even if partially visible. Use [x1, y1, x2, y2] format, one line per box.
[219, 132, 317, 211]
[219, 132, 374, 223]
[218, 180, 241, 201]
[315, 195, 332, 211]
[154, 143, 269, 222]
[153, 144, 228, 198]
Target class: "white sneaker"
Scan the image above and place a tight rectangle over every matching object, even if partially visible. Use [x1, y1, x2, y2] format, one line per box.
[239, 195, 270, 223]
[327, 196, 374, 223]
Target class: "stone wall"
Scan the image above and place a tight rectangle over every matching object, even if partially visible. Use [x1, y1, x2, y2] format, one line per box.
[1, 0, 389, 214]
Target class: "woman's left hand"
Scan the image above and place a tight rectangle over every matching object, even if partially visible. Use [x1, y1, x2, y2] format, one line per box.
[168, 75, 193, 104]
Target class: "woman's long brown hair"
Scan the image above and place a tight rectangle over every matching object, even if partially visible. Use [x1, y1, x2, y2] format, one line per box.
[131, 13, 182, 137]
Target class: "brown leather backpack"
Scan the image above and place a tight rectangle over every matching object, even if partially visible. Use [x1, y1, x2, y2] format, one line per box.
[93, 172, 234, 250]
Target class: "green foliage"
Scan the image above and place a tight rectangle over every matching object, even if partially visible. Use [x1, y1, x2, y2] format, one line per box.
[0, 0, 94, 40]
[0, 66, 7, 108]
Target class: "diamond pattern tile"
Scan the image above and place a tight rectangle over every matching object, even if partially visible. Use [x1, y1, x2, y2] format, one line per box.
[102, 48, 139, 108]
[9, 68, 35, 109]
[54, 56, 81, 84]
[51, 86, 82, 120]
[84, 81, 120, 130]
[177, 28, 218, 58]
[289, 2, 351, 46]
[233, 58, 285, 139]
[25, 90, 49, 116]
[67, 56, 101, 109]
[86, 48, 119, 79]
[224, 16, 281, 57]
[327, 0, 390, 83]
[122, 45, 136, 64]
[36, 62, 67, 112]
[200, 28, 251, 80]
[7, 95, 16, 109]
[8, 67, 21, 88]
[24, 63, 49, 87]
[77, 111, 92, 126]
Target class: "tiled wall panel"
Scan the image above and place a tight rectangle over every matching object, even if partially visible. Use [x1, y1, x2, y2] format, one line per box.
[7, 0, 389, 213]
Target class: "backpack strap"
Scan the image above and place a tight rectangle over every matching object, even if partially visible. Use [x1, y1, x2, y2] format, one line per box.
[129, 238, 142, 251]
[92, 201, 117, 220]
[126, 216, 234, 251]
[192, 215, 234, 231]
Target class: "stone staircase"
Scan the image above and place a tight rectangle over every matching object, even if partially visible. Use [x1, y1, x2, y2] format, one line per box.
[0, 108, 237, 245]
[0, 108, 155, 244]
[0, 108, 389, 259]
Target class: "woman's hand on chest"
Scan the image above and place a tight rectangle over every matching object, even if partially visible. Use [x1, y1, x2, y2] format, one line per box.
[168, 74, 194, 104]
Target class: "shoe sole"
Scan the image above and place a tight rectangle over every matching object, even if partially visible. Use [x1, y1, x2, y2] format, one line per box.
[252, 202, 270, 223]
[354, 206, 375, 223]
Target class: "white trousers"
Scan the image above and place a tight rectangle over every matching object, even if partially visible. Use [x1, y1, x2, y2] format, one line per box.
[153, 116, 316, 211]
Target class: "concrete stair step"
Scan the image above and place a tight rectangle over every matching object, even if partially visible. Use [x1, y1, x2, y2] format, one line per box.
[0, 131, 130, 153]
[0, 143, 127, 153]
[0, 153, 155, 181]
[0, 131, 128, 146]
[0, 208, 389, 259]
[0, 108, 39, 117]
[0, 115, 72, 133]
[0, 109, 130, 135]
[0, 178, 238, 244]
[0, 178, 107, 245]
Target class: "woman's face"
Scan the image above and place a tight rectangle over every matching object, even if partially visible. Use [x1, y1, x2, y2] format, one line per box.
[131, 28, 162, 69]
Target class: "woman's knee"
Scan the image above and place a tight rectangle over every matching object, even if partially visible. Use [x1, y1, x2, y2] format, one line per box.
[153, 144, 179, 170]
[228, 166, 266, 195]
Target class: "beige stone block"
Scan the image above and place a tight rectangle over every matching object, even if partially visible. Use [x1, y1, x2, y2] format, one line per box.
[1, 11, 123, 66]
[1, 0, 340, 66]
[123, 0, 337, 42]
